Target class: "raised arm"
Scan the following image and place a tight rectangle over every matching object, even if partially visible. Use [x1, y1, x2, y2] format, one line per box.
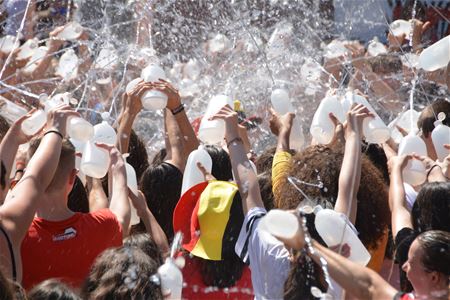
[210, 105, 264, 214]
[155, 80, 199, 166]
[309, 240, 398, 300]
[0, 110, 39, 200]
[269, 109, 294, 207]
[129, 190, 169, 256]
[0, 104, 78, 245]
[96, 144, 130, 238]
[387, 155, 413, 239]
[334, 104, 372, 223]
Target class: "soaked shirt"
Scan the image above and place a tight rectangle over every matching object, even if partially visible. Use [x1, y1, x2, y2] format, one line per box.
[235, 207, 290, 300]
[21, 208, 122, 290]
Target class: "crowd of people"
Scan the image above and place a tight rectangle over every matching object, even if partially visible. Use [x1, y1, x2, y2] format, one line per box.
[0, 0, 449, 300]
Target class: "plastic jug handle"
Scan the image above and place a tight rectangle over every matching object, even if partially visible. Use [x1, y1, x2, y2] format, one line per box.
[338, 213, 359, 235]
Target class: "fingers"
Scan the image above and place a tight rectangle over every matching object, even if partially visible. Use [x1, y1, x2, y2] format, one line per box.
[395, 125, 408, 137]
[443, 144, 450, 150]
[95, 142, 115, 150]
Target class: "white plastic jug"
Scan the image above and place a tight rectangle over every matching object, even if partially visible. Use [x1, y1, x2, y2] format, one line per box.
[389, 20, 411, 37]
[431, 112, 450, 162]
[367, 38, 387, 57]
[259, 209, 300, 240]
[75, 156, 87, 186]
[398, 133, 427, 186]
[0, 96, 28, 123]
[270, 89, 305, 150]
[0, 35, 19, 54]
[125, 78, 143, 94]
[158, 258, 183, 300]
[181, 146, 212, 195]
[342, 91, 390, 144]
[93, 120, 117, 145]
[123, 154, 140, 225]
[16, 38, 38, 60]
[389, 109, 420, 144]
[324, 40, 349, 59]
[310, 95, 345, 144]
[198, 94, 234, 144]
[67, 117, 94, 142]
[140, 64, 168, 110]
[56, 49, 79, 80]
[314, 206, 371, 266]
[80, 141, 110, 179]
[419, 36, 450, 71]
[57, 22, 83, 40]
[22, 110, 46, 136]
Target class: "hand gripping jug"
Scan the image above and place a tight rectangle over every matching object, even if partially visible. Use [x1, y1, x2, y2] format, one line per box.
[198, 94, 234, 144]
[431, 112, 450, 162]
[270, 88, 305, 150]
[140, 64, 168, 110]
[398, 133, 427, 186]
[314, 206, 371, 266]
[310, 95, 345, 144]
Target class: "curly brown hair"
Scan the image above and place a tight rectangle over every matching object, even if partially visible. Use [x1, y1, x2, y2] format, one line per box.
[276, 144, 390, 250]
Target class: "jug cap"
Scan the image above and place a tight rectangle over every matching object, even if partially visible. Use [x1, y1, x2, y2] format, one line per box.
[434, 112, 446, 127]
[101, 112, 111, 122]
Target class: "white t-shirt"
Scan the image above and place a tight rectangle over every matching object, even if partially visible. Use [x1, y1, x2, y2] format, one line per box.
[235, 207, 291, 300]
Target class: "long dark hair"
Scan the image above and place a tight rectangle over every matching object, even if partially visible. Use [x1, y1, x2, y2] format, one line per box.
[416, 231, 450, 276]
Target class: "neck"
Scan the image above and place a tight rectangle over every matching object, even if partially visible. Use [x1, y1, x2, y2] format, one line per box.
[36, 189, 74, 221]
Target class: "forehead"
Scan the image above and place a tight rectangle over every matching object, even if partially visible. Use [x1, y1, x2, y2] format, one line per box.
[408, 239, 423, 262]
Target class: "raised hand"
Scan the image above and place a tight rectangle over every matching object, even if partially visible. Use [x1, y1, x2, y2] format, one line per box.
[209, 104, 240, 143]
[46, 104, 80, 137]
[345, 103, 373, 139]
[269, 108, 294, 137]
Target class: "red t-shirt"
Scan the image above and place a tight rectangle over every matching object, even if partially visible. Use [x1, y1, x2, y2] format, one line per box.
[181, 255, 254, 300]
[21, 209, 123, 290]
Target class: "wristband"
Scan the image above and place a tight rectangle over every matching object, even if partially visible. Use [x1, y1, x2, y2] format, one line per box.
[226, 136, 243, 148]
[44, 130, 63, 139]
[170, 104, 185, 115]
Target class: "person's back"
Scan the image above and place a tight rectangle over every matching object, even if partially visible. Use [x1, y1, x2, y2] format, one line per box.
[21, 208, 122, 290]
[20, 139, 129, 290]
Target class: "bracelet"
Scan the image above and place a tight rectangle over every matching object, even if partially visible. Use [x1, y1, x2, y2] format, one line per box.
[44, 130, 63, 139]
[226, 136, 243, 148]
[15, 169, 24, 174]
[426, 164, 442, 178]
[170, 104, 185, 115]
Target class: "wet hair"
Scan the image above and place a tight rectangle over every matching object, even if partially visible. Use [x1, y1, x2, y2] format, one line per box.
[82, 246, 163, 300]
[28, 279, 80, 300]
[361, 143, 389, 184]
[284, 213, 327, 299]
[0, 115, 10, 142]
[258, 171, 275, 211]
[29, 138, 76, 183]
[417, 99, 450, 137]
[255, 146, 276, 174]
[0, 269, 13, 300]
[139, 162, 183, 241]
[124, 233, 164, 266]
[284, 251, 327, 300]
[127, 130, 149, 181]
[368, 54, 402, 75]
[151, 148, 167, 167]
[204, 145, 233, 181]
[416, 230, 450, 276]
[67, 176, 89, 213]
[411, 182, 450, 233]
[277, 144, 390, 250]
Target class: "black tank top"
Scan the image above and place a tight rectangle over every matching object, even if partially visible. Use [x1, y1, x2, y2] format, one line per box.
[0, 225, 16, 281]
